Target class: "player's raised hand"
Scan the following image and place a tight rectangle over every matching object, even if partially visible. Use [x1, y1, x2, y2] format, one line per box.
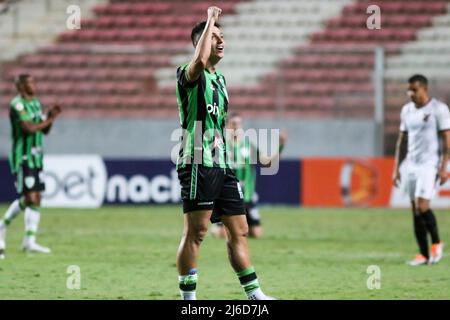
[48, 104, 62, 119]
[207, 6, 222, 22]
[392, 170, 401, 187]
[438, 169, 448, 186]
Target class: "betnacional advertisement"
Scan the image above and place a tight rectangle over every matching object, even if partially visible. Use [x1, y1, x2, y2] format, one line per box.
[2, 156, 450, 208]
[0, 157, 300, 207]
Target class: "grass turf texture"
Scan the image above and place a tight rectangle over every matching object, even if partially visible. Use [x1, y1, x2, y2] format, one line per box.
[0, 205, 449, 300]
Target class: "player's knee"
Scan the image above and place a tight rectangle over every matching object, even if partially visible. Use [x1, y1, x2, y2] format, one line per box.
[187, 223, 209, 244]
[416, 200, 430, 213]
[229, 223, 249, 240]
[24, 195, 36, 207]
[30, 195, 40, 207]
[24, 194, 38, 207]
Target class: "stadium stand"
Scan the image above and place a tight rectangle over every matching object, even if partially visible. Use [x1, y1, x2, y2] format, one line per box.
[1, 0, 450, 153]
[273, 0, 450, 125]
[0, 0, 104, 62]
[382, 0, 450, 152]
[0, 0, 246, 117]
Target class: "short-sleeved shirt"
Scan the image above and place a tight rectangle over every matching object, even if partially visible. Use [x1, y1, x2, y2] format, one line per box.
[400, 98, 450, 167]
[9, 95, 45, 174]
[176, 63, 230, 169]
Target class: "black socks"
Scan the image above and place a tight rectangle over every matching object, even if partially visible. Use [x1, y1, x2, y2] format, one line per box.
[413, 208, 441, 260]
[413, 213, 429, 259]
[421, 209, 440, 244]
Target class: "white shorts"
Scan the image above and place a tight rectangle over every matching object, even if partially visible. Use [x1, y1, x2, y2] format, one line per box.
[405, 164, 438, 201]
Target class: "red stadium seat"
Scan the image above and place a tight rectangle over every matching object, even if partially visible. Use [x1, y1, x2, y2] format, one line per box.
[0, 0, 446, 121]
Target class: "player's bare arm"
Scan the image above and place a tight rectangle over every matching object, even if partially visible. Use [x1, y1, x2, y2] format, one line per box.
[186, 6, 222, 82]
[393, 131, 407, 187]
[438, 130, 450, 185]
[20, 105, 61, 135]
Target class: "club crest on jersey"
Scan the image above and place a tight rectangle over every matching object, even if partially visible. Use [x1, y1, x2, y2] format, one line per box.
[213, 136, 225, 150]
[25, 176, 35, 189]
[423, 113, 431, 122]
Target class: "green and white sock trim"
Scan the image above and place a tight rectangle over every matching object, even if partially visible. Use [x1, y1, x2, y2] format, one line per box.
[25, 230, 36, 237]
[24, 207, 40, 242]
[237, 266, 260, 294]
[1, 198, 26, 227]
[179, 269, 198, 300]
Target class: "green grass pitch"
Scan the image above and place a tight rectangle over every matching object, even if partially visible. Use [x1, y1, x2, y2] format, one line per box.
[0, 205, 449, 299]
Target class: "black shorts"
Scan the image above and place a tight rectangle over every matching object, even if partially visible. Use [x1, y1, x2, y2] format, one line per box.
[245, 201, 261, 227]
[15, 165, 45, 194]
[215, 202, 261, 227]
[178, 165, 245, 223]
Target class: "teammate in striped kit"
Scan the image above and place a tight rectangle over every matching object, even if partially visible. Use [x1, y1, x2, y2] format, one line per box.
[211, 113, 287, 239]
[175, 7, 274, 300]
[0, 74, 61, 259]
[393, 74, 448, 266]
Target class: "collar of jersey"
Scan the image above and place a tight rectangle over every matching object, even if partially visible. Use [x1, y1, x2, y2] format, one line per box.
[414, 98, 434, 110]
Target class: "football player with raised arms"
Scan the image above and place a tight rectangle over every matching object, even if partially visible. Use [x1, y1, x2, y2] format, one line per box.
[175, 7, 275, 300]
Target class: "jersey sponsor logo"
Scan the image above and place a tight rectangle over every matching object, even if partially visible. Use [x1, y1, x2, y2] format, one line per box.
[207, 102, 220, 116]
[25, 176, 36, 189]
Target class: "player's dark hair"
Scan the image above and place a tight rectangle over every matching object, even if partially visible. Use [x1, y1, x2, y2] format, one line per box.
[408, 74, 428, 87]
[191, 20, 221, 47]
[14, 74, 31, 85]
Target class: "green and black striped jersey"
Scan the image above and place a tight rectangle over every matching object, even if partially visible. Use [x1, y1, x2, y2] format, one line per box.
[176, 63, 230, 169]
[9, 95, 45, 174]
[228, 138, 257, 203]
